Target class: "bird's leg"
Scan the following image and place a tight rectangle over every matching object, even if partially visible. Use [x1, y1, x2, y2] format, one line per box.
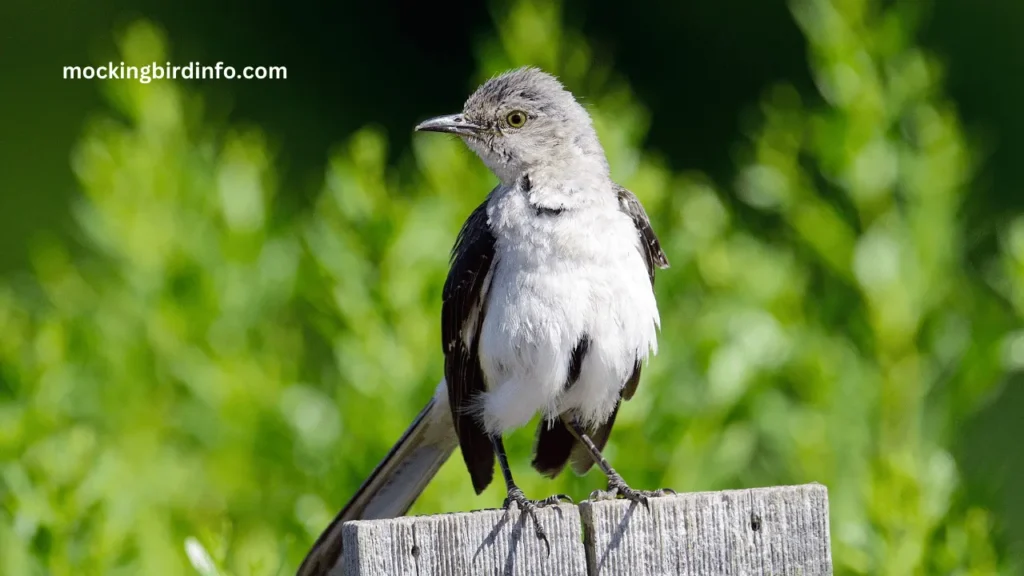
[491, 435, 572, 553]
[565, 419, 675, 508]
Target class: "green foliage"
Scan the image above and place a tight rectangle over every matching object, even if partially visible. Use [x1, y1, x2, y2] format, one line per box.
[0, 0, 1019, 574]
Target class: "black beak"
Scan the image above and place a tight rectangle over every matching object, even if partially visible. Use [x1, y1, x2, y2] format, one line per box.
[414, 114, 482, 136]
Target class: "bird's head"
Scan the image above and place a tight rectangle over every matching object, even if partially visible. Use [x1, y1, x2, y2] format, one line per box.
[415, 67, 608, 184]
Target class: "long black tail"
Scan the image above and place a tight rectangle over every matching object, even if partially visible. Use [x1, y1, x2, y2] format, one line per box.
[297, 380, 456, 576]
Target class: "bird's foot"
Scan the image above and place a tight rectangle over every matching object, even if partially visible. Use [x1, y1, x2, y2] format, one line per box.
[503, 487, 572, 555]
[588, 473, 675, 509]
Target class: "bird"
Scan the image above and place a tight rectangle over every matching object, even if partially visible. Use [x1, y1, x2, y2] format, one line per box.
[298, 66, 670, 576]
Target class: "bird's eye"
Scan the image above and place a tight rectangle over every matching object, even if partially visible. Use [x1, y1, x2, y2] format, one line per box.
[506, 110, 527, 128]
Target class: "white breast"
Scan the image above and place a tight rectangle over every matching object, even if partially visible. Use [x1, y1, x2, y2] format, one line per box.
[471, 183, 661, 435]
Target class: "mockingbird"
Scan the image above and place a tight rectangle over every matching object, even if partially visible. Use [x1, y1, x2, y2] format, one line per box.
[299, 67, 670, 576]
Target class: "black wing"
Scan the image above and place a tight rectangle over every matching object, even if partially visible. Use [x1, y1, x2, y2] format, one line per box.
[442, 199, 498, 494]
[616, 185, 669, 286]
[616, 186, 667, 400]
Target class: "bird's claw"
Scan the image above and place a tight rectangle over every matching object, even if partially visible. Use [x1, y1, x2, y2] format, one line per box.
[503, 487, 566, 556]
[503, 488, 571, 510]
[541, 493, 574, 505]
[588, 475, 674, 510]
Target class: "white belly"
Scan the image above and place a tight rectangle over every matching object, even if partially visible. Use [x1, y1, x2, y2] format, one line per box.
[473, 197, 660, 434]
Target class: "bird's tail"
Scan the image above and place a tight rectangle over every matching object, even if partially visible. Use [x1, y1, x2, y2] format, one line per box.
[297, 380, 457, 576]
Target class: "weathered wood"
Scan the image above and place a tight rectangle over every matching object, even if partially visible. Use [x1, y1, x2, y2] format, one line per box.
[339, 484, 832, 576]
[580, 483, 832, 576]
[340, 503, 586, 576]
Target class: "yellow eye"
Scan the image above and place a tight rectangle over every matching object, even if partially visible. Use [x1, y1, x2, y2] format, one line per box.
[506, 110, 527, 128]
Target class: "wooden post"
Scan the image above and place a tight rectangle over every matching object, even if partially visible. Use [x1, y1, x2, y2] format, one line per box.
[339, 483, 832, 576]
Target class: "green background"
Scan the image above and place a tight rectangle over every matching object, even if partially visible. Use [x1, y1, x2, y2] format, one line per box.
[1, 0, 1023, 573]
